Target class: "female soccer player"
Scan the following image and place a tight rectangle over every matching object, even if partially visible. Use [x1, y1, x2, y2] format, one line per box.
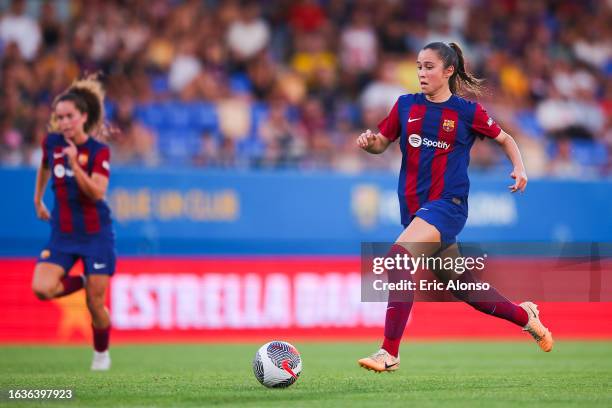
[357, 42, 553, 372]
[32, 76, 115, 371]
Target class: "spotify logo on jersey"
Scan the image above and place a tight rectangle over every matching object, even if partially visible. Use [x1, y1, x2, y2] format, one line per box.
[408, 134, 422, 147]
[53, 164, 66, 178]
[53, 164, 74, 178]
[408, 134, 450, 150]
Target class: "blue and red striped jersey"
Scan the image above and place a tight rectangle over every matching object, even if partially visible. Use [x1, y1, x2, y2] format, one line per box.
[378, 93, 501, 225]
[41, 133, 114, 246]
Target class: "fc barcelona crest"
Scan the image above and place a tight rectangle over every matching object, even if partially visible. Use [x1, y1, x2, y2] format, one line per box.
[442, 119, 455, 132]
[78, 153, 89, 166]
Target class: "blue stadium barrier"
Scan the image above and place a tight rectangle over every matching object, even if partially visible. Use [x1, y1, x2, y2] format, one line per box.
[0, 168, 610, 256]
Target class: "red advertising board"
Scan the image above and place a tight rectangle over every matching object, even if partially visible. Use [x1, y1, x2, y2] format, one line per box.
[2, 258, 611, 343]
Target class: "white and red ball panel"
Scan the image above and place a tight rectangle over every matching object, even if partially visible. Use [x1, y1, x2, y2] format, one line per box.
[252, 341, 302, 388]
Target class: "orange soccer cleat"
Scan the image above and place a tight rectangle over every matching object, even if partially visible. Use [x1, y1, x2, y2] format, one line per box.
[520, 301, 554, 352]
[358, 349, 400, 372]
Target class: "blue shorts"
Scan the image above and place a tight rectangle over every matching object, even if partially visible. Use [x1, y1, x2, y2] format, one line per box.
[405, 198, 468, 244]
[37, 246, 116, 276]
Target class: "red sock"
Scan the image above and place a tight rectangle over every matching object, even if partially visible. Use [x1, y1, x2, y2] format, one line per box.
[381, 244, 414, 357]
[382, 336, 402, 358]
[483, 301, 529, 327]
[453, 271, 529, 327]
[92, 325, 110, 352]
[57, 276, 85, 297]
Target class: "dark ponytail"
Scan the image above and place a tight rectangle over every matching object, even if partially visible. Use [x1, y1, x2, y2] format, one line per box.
[50, 73, 111, 139]
[423, 42, 483, 96]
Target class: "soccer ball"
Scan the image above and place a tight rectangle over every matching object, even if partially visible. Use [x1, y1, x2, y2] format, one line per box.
[252, 341, 302, 388]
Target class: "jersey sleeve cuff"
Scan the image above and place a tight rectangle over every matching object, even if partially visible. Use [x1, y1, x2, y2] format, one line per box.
[92, 169, 110, 178]
[378, 127, 397, 142]
[490, 127, 502, 139]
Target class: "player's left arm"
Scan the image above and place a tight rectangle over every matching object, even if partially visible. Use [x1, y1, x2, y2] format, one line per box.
[64, 140, 110, 201]
[493, 130, 527, 193]
[472, 103, 527, 193]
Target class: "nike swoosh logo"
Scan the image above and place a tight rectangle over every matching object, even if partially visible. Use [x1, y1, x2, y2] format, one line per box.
[408, 117, 422, 123]
[281, 359, 298, 378]
[418, 207, 429, 211]
[93, 263, 106, 269]
[385, 362, 399, 369]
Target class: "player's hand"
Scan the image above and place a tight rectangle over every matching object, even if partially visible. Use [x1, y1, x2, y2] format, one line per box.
[63, 139, 78, 165]
[357, 129, 376, 150]
[509, 167, 528, 193]
[35, 201, 51, 221]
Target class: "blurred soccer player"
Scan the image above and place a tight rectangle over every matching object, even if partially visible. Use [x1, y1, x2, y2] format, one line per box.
[32, 75, 115, 371]
[357, 42, 553, 372]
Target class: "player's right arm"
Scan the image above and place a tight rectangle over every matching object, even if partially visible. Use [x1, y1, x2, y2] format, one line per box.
[34, 159, 51, 221]
[357, 129, 392, 154]
[358, 98, 401, 154]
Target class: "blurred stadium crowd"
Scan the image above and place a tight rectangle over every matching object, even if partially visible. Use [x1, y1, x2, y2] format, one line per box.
[0, 0, 610, 176]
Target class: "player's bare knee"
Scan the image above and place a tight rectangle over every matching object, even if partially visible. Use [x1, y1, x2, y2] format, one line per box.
[33, 289, 51, 300]
[32, 283, 55, 300]
[32, 263, 65, 300]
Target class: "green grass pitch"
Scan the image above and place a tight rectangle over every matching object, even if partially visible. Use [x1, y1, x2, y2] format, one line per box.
[1, 342, 611, 407]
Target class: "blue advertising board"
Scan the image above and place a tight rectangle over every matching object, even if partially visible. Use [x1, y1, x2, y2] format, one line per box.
[1, 168, 610, 256]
